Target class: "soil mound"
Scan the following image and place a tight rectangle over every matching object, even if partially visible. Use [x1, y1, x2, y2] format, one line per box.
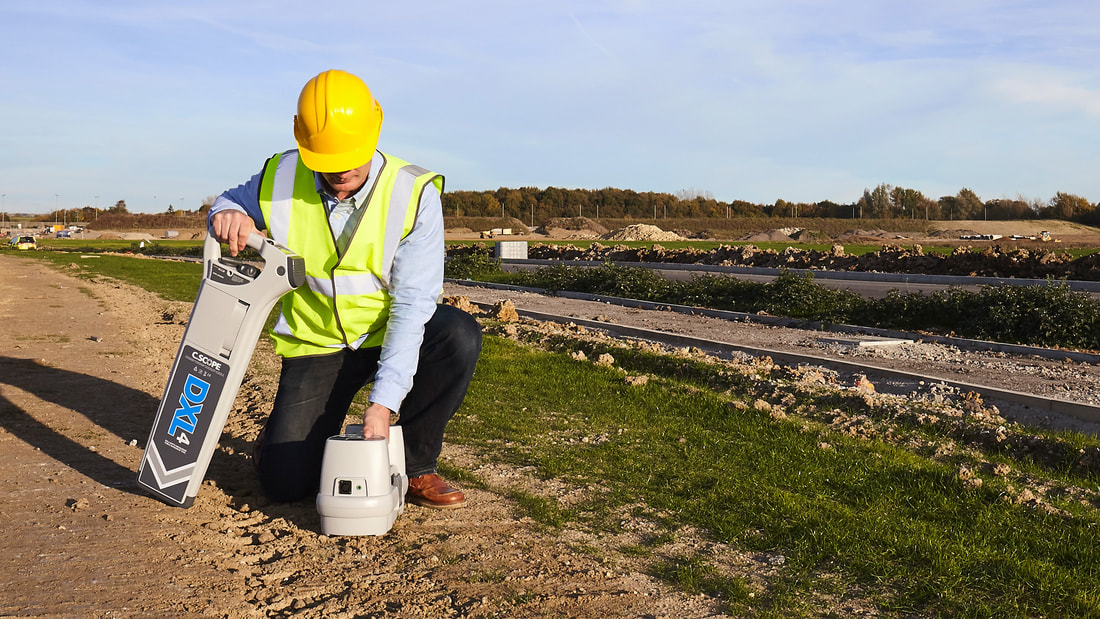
[740, 229, 797, 242]
[929, 229, 984, 239]
[836, 229, 904, 242]
[537, 217, 608, 238]
[601, 224, 685, 242]
[791, 229, 831, 243]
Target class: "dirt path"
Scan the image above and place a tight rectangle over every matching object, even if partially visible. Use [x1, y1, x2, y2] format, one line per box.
[0, 254, 723, 618]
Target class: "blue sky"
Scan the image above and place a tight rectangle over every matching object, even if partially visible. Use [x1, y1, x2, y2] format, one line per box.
[2, 0, 1098, 214]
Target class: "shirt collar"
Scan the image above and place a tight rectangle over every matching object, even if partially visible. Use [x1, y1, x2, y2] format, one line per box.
[312, 151, 383, 206]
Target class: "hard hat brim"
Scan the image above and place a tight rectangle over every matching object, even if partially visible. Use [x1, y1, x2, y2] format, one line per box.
[296, 143, 376, 173]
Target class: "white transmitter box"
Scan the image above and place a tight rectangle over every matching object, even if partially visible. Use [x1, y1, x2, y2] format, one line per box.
[316, 425, 408, 536]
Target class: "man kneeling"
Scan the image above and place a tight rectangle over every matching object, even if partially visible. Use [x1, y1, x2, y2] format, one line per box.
[208, 69, 481, 508]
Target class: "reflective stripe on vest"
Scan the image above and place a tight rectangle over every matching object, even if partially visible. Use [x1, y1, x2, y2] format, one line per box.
[303, 272, 386, 298]
[257, 149, 443, 357]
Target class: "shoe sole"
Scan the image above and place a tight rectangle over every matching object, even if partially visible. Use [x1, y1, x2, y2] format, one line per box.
[406, 496, 468, 509]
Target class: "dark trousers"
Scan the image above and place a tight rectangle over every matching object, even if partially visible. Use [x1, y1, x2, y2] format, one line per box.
[256, 304, 482, 502]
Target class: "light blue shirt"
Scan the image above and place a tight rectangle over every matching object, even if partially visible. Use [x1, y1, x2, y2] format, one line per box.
[209, 150, 445, 413]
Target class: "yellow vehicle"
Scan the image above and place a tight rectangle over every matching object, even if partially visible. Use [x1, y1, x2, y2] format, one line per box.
[9, 235, 37, 250]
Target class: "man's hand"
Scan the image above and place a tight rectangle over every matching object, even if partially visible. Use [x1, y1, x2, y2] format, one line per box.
[210, 210, 261, 257]
[363, 403, 392, 441]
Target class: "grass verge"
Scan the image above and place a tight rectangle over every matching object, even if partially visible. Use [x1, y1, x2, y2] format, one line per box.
[448, 323, 1100, 616]
[22, 250, 203, 302]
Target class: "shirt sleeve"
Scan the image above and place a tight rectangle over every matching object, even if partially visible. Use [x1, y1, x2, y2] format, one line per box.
[368, 182, 445, 412]
[207, 169, 267, 232]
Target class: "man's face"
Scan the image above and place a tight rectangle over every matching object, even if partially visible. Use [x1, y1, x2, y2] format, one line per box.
[321, 160, 371, 197]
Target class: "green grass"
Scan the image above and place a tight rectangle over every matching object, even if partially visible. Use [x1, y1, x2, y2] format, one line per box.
[23, 250, 203, 302]
[451, 335, 1100, 616]
[36, 237, 205, 253]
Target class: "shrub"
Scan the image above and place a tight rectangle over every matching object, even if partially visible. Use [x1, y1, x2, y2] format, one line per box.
[445, 253, 503, 280]
[970, 282, 1100, 348]
[760, 270, 863, 322]
[676, 274, 764, 312]
[858, 281, 1100, 348]
[512, 262, 670, 299]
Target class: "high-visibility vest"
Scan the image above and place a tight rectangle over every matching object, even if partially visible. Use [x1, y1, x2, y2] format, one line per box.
[257, 149, 444, 357]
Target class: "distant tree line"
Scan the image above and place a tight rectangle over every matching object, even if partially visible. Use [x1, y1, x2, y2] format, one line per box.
[14, 186, 1097, 229]
[441, 185, 1100, 226]
[24, 198, 213, 229]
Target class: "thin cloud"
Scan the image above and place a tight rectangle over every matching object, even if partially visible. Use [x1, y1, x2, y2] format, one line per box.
[995, 77, 1100, 117]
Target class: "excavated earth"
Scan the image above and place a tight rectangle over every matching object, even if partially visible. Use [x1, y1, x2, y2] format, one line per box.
[3, 249, 1100, 617]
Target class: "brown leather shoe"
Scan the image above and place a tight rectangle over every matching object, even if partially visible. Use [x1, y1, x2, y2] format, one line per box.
[406, 473, 467, 509]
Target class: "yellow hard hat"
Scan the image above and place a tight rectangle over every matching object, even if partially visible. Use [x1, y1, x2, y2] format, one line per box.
[293, 69, 383, 172]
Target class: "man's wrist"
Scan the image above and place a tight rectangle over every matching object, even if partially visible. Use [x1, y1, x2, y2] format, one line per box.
[365, 402, 393, 422]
